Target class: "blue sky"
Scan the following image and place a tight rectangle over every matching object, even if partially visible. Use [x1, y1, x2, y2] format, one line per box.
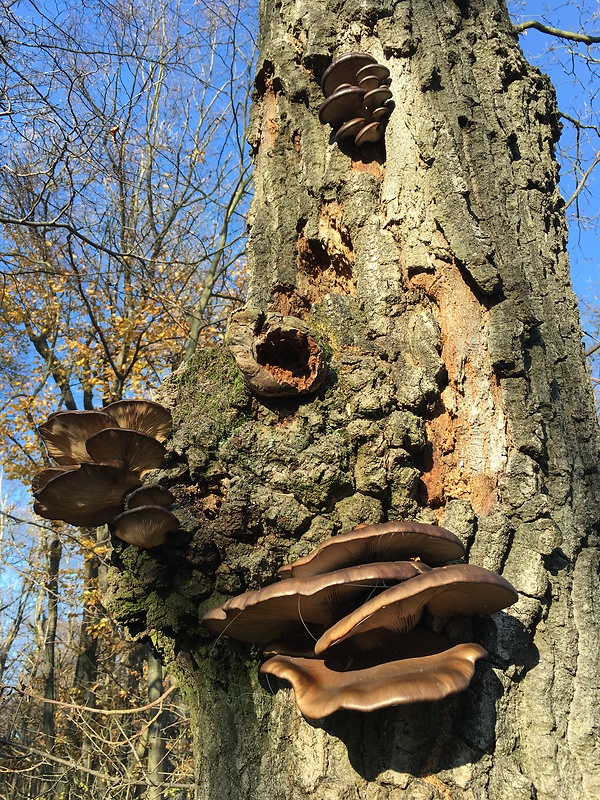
[511, 1, 600, 325]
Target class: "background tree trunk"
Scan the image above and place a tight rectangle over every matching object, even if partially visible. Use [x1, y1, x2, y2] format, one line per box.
[106, 0, 600, 798]
[41, 537, 61, 794]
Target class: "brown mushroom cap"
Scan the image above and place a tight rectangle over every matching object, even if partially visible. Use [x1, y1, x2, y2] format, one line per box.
[261, 629, 488, 717]
[314, 564, 518, 655]
[355, 62, 390, 86]
[318, 87, 366, 126]
[33, 462, 140, 527]
[85, 428, 166, 475]
[355, 121, 382, 146]
[278, 521, 465, 579]
[372, 106, 391, 122]
[202, 561, 431, 646]
[110, 505, 179, 548]
[321, 52, 377, 97]
[363, 86, 393, 111]
[38, 410, 119, 465]
[103, 400, 172, 442]
[126, 484, 175, 510]
[335, 117, 368, 142]
[32, 465, 79, 493]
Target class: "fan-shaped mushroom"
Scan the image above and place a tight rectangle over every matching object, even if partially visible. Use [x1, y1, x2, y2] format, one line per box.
[261, 628, 488, 717]
[126, 484, 175, 509]
[103, 399, 172, 442]
[110, 505, 179, 548]
[318, 53, 392, 147]
[31, 465, 79, 493]
[356, 63, 390, 90]
[203, 561, 431, 647]
[363, 86, 393, 111]
[335, 117, 368, 142]
[33, 462, 140, 527]
[38, 410, 119, 465]
[321, 52, 377, 97]
[202, 519, 518, 717]
[85, 428, 166, 475]
[318, 87, 366, 126]
[355, 122, 382, 146]
[278, 521, 465, 579]
[314, 563, 518, 655]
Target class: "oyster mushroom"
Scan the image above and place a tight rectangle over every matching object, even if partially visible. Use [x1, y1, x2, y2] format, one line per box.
[318, 52, 392, 147]
[318, 87, 366, 126]
[278, 521, 465, 579]
[102, 399, 172, 442]
[261, 627, 488, 717]
[85, 428, 166, 475]
[321, 52, 378, 97]
[126, 484, 175, 509]
[33, 462, 140, 527]
[314, 563, 518, 655]
[38, 410, 119, 465]
[203, 561, 431, 648]
[110, 505, 179, 548]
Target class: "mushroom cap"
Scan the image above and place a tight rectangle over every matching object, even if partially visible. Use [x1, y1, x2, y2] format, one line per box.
[110, 505, 179, 548]
[202, 561, 430, 646]
[314, 563, 518, 655]
[355, 121, 382, 146]
[321, 52, 377, 97]
[363, 86, 393, 111]
[372, 106, 391, 122]
[261, 629, 488, 717]
[318, 87, 366, 126]
[335, 117, 368, 142]
[358, 74, 384, 92]
[38, 410, 119, 465]
[126, 484, 175, 509]
[103, 400, 172, 442]
[32, 465, 79, 493]
[355, 62, 390, 86]
[33, 462, 140, 527]
[85, 428, 166, 475]
[278, 521, 465, 579]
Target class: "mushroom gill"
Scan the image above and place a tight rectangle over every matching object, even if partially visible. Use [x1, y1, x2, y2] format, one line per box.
[102, 400, 172, 442]
[314, 563, 519, 655]
[38, 410, 119, 465]
[126, 484, 175, 510]
[110, 505, 179, 549]
[85, 428, 166, 475]
[33, 462, 141, 527]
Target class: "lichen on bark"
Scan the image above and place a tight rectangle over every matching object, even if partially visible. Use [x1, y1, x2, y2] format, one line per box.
[105, 0, 600, 797]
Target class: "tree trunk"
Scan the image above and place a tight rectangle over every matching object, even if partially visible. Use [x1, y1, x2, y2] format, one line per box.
[106, 0, 600, 798]
[41, 537, 61, 794]
[146, 647, 167, 800]
[71, 547, 100, 780]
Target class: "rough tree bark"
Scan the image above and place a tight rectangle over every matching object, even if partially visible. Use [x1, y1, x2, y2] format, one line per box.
[106, 0, 600, 798]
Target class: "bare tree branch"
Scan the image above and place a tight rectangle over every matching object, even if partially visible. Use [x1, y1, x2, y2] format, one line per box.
[513, 20, 600, 44]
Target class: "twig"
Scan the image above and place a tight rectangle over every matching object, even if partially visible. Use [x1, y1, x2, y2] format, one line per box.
[586, 340, 600, 358]
[513, 20, 600, 45]
[1, 682, 177, 715]
[565, 149, 600, 209]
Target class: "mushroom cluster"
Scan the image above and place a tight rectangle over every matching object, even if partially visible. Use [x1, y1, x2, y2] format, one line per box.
[319, 53, 392, 146]
[32, 400, 178, 548]
[203, 521, 518, 718]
